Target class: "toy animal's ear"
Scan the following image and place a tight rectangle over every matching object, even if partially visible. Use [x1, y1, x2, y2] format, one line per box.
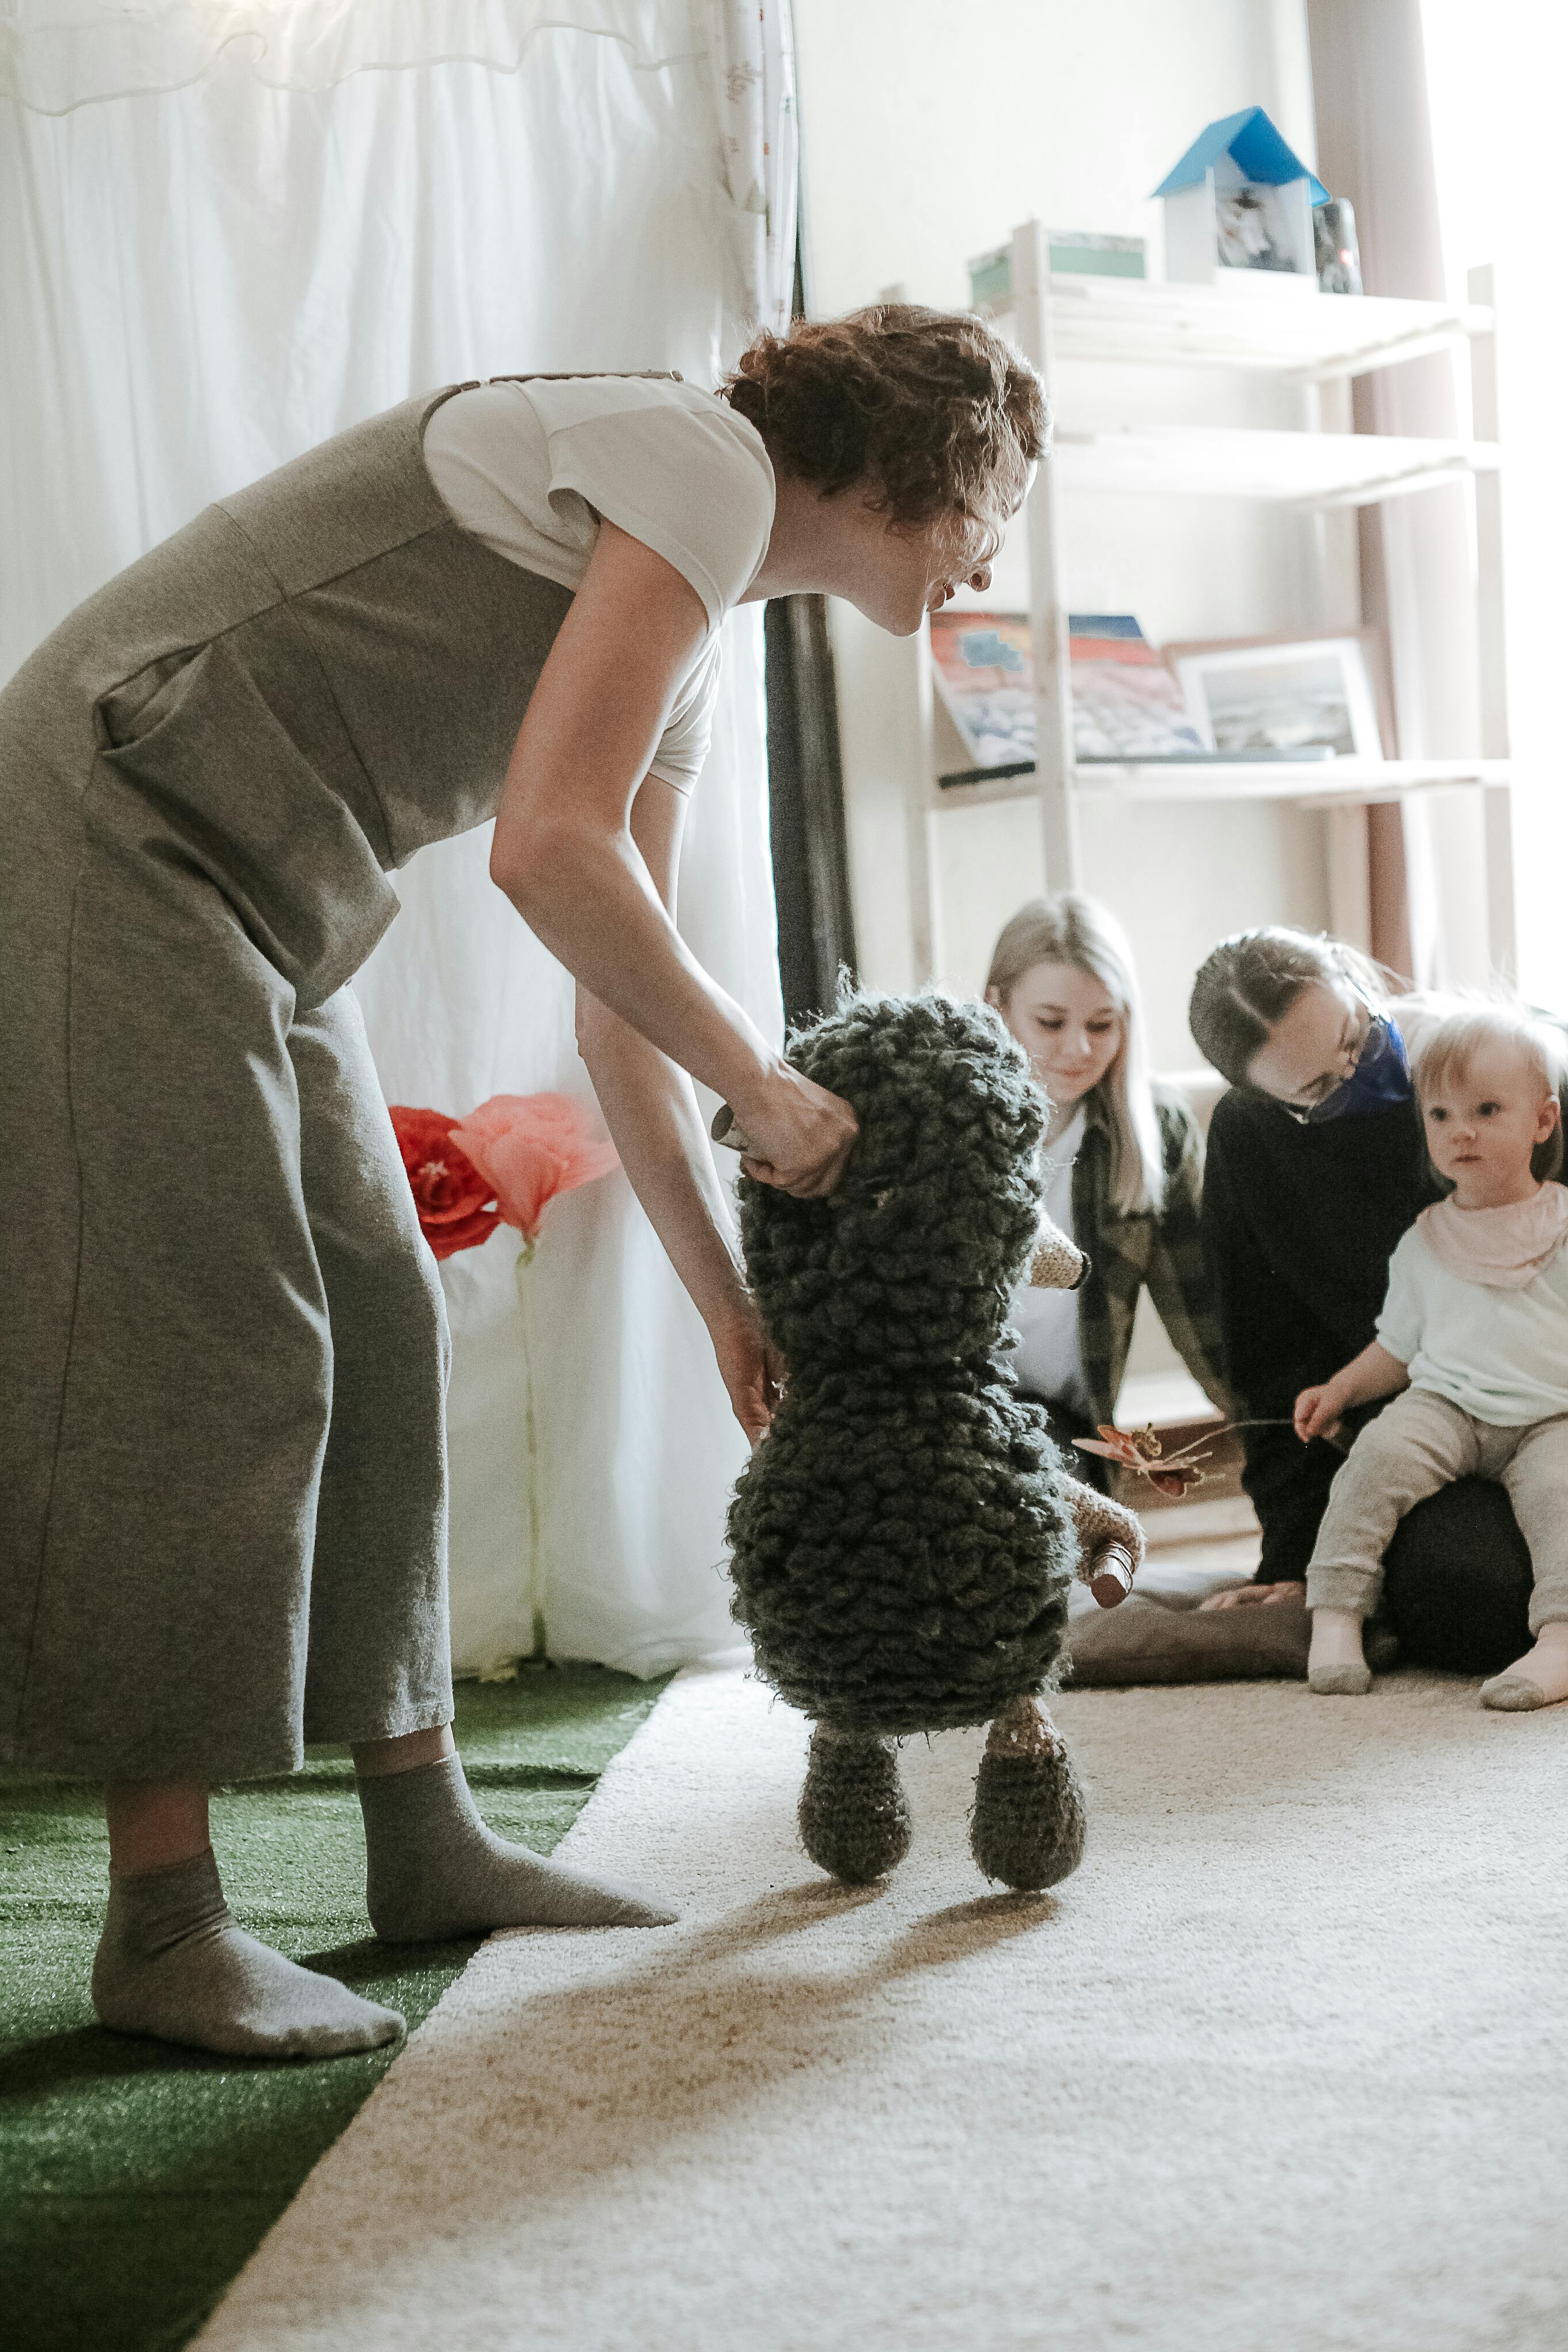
[1028, 1216, 1089, 1291]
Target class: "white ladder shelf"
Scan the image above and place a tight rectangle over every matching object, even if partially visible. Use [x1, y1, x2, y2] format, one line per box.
[912, 223, 1513, 978]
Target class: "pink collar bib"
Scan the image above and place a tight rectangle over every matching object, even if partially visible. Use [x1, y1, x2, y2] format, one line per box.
[1416, 1186, 1568, 1289]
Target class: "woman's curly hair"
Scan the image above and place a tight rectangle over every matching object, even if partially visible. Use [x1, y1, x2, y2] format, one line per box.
[722, 304, 1048, 534]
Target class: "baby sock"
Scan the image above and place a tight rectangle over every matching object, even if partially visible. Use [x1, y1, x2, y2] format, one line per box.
[359, 1755, 677, 1940]
[92, 1849, 405, 2059]
[1479, 1620, 1568, 1712]
[1308, 1605, 1372, 1696]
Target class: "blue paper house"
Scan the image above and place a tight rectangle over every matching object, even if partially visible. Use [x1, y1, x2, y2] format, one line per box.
[1154, 107, 1329, 286]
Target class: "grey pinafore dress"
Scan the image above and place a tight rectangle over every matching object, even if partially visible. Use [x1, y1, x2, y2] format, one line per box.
[0, 386, 591, 1780]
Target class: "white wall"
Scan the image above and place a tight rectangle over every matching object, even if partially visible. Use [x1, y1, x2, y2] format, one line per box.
[1423, 0, 1568, 1016]
[793, 0, 1335, 1080]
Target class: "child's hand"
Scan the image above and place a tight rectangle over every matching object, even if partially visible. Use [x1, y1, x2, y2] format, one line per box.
[1294, 1384, 1344, 1444]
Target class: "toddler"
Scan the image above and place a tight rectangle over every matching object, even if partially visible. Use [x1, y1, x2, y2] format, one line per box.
[1295, 1002, 1568, 1706]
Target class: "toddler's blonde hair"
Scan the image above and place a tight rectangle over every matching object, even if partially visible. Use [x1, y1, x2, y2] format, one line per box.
[1411, 1000, 1567, 1106]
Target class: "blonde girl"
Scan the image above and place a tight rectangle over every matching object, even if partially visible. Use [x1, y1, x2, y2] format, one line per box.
[985, 893, 1230, 1473]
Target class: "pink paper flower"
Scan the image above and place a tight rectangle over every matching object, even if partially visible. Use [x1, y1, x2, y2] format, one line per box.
[450, 1092, 620, 1254]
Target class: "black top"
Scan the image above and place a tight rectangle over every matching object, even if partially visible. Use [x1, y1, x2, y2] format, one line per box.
[1204, 1091, 1441, 1581]
[1203, 1083, 1568, 1579]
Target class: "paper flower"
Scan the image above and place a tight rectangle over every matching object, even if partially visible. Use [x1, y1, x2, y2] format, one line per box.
[450, 1092, 620, 1257]
[388, 1106, 502, 1260]
[1074, 1423, 1209, 1499]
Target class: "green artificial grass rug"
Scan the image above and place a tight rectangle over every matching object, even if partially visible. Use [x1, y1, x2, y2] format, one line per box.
[0, 1663, 670, 2352]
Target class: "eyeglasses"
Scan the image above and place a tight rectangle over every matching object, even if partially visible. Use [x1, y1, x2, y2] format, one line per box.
[1279, 998, 1379, 1126]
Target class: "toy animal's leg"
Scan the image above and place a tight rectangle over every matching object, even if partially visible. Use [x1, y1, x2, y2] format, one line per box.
[970, 1695, 1086, 1891]
[798, 1725, 912, 1884]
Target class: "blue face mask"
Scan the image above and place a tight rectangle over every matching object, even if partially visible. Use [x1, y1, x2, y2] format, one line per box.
[1284, 1010, 1412, 1125]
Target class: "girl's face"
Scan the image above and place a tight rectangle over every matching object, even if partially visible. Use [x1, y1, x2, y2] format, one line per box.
[1243, 975, 1373, 1114]
[990, 960, 1124, 1107]
[1420, 1050, 1559, 1206]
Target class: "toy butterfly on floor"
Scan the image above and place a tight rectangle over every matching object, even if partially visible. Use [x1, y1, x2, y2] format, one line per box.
[1074, 1418, 1295, 1497]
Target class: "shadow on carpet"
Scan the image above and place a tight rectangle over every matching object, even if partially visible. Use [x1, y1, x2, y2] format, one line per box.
[0, 1663, 668, 2352]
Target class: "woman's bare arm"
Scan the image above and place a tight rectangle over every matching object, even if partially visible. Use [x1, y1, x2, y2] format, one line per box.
[575, 781, 780, 1441]
[490, 519, 855, 1198]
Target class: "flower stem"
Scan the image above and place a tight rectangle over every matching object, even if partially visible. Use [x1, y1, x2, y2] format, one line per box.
[515, 1246, 545, 1659]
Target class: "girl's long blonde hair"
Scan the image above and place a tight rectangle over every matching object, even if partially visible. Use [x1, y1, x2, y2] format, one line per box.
[986, 893, 1164, 1216]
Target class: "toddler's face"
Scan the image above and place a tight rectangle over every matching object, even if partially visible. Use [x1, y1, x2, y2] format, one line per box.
[1420, 1048, 1558, 1198]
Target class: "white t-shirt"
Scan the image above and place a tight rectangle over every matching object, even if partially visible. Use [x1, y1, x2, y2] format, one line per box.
[422, 375, 776, 794]
[1377, 1224, 1568, 1425]
[1007, 1105, 1090, 1409]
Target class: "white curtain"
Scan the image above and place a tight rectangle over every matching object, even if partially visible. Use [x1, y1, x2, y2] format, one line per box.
[2, 0, 798, 1676]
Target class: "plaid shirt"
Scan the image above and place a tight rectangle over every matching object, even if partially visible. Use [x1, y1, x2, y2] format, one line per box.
[1069, 1083, 1234, 1428]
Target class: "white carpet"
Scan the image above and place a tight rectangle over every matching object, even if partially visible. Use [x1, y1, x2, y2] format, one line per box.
[199, 1665, 1568, 2352]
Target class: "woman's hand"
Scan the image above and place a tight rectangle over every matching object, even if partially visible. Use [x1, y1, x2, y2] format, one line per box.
[1200, 1581, 1307, 1612]
[1294, 1382, 1345, 1444]
[732, 1063, 859, 1199]
[708, 1298, 787, 1449]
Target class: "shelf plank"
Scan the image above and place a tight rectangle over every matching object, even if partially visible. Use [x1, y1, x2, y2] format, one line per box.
[983, 277, 1492, 379]
[933, 757, 1511, 811]
[1053, 424, 1498, 506]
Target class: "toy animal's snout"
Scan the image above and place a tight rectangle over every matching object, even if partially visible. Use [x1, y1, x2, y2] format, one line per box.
[1028, 1214, 1090, 1292]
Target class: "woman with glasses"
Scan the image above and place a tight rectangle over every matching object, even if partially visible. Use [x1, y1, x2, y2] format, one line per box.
[1188, 926, 1567, 1673]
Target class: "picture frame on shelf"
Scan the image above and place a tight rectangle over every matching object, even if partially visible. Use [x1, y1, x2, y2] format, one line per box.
[1164, 629, 1390, 761]
[928, 612, 1033, 771]
[929, 610, 1205, 782]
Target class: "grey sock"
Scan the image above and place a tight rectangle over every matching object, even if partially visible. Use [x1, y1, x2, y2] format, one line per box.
[92, 1849, 405, 2060]
[359, 1755, 677, 1939]
[1479, 1671, 1549, 1711]
[1309, 1661, 1373, 1695]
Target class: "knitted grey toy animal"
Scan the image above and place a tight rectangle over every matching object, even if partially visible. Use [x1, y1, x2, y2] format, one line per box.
[725, 989, 1145, 1892]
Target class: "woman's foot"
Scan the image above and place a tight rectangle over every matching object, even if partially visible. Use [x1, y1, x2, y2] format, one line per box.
[1308, 1606, 1371, 1696]
[92, 1850, 405, 2059]
[1479, 1622, 1568, 1711]
[358, 1755, 677, 1939]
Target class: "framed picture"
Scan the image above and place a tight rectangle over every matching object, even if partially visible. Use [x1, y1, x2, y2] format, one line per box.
[928, 611, 1034, 771]
[929, 611, 1204, 779]
[1164, 630, 1389, 761]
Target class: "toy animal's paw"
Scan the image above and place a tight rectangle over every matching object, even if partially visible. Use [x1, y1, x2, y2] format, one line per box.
[799, 1726, 912, 1885]
[970, 1696, 1087, 1891]
[1061, 1476, 1145, 1567]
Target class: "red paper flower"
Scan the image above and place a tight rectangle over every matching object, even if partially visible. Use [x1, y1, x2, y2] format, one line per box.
[450, 1092, 620, 1254]
[389, 1106, 502, 1260]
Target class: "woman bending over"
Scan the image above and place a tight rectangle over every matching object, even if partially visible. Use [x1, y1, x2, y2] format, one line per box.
[985, 893, 1230, 1481]
[2, 306, 1044, 2059]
